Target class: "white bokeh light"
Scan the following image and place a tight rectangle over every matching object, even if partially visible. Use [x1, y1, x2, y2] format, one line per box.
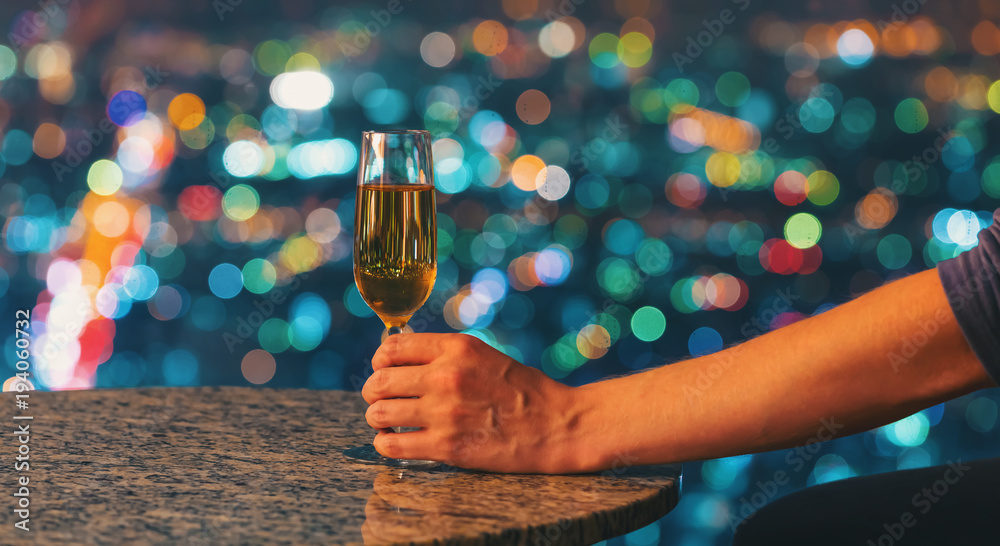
[269, 71, 334, 110]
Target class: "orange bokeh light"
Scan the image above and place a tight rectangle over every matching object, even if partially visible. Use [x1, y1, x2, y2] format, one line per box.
[972, 20, 1000, 56]
[621, 17, 655, 41]
[515, 89, 551, 125]
[924, 66, 958, 103]
[511, 154, 546, 191]
[33, 122, 66, 159]
[880, 24, 917, 57]
[168, 93, 206, 131]
[669, 108, 760, 154]
[501, 0, 537, 21]
[472, 20, 509, 56]
[855, 188, 898, 230]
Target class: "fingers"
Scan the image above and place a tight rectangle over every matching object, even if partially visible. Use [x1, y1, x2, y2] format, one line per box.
[372, 333, 448, 370]
[365, 398, 426, 429]
[373, 429, 439, 462]
[362, 365, 428, 404]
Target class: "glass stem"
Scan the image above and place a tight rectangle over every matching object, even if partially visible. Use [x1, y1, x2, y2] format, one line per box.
[385, 324, 404, 435]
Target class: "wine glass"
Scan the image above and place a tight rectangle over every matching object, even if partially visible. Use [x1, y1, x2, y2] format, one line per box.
[343, 130, 438, 468]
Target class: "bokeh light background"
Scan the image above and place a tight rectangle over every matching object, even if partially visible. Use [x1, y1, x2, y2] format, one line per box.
[3, 0, 1000, 543]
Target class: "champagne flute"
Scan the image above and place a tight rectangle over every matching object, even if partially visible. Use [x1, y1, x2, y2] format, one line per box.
[343, 130, 438, 468]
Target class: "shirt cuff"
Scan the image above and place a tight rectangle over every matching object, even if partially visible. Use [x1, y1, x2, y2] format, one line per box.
[936, 213, 1000, 385]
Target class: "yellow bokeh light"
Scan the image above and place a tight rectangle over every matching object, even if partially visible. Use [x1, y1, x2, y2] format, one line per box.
[988, 80, 1000, 114]
[280, 235, 322, 273]
[705, 152, 741, 187]
[618, 32, 653, 68]
[806, 170, 840, 206]
[576, 324, 611, 359]
[285, 52, 321, 72]
[87, 159, 124, 196]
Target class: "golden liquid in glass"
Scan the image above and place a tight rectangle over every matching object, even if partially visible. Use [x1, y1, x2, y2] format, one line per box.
[354, 184, 437, 330]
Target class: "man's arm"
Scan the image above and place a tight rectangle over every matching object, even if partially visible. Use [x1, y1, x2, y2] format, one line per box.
[573, 268, 992, 469]
[362, 269, 995, 473]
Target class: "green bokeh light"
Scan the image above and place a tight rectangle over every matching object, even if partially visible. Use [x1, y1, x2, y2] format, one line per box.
[631, 306, 666, 342]
[259, 318, 291, 353]
[635, 238, 673, 276]
[982, 159, 1000, 198]
[784, 213, 822, 249]
[664, 79, 700, 113]
[0, 46, 15, 80]
[589, 33, 621, 68]
[877, 234, 912, 270]
[242, 258, 277, 294]
[715, 71, 750, 107]
[894, 98, 928, 134]
[87, 159, 123, 196]
[222, 184, 260, 221]
[253, 40, 293, 76]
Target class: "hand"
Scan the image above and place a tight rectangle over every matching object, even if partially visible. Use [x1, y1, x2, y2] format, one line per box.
[361, 333, 593, 473]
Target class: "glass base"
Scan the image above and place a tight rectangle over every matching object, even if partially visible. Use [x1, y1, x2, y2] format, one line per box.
[343, 444, 440, 469]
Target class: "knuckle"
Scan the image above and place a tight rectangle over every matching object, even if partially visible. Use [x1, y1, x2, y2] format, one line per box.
[437, 367, 464, 391]
[442, 403, 464, 425]
[369, 369, 388, 394]
[379, 434, 399, 458]
[456, 334, 479, 353]
[385, 333, 403, 352]
[366, 401, 386, 427]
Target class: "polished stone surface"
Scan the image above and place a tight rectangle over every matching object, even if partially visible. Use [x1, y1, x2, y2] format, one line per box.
[0, 387, 681, 545]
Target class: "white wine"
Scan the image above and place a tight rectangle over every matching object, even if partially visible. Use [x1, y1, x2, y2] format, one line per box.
[354, 184, 437, 330]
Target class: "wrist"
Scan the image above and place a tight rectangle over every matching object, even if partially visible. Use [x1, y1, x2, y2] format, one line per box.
[549, 381, 614, 473]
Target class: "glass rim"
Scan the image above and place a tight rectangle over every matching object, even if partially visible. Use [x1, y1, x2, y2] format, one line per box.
[361, 129, 431, 136]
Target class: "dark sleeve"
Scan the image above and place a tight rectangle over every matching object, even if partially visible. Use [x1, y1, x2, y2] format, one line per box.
[936, 209, 1000, 384]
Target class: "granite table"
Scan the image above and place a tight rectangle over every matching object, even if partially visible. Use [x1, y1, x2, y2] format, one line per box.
[0, 386, 682, 545]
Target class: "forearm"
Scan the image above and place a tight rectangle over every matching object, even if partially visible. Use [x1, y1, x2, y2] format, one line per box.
[566, 269, 994, 470]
